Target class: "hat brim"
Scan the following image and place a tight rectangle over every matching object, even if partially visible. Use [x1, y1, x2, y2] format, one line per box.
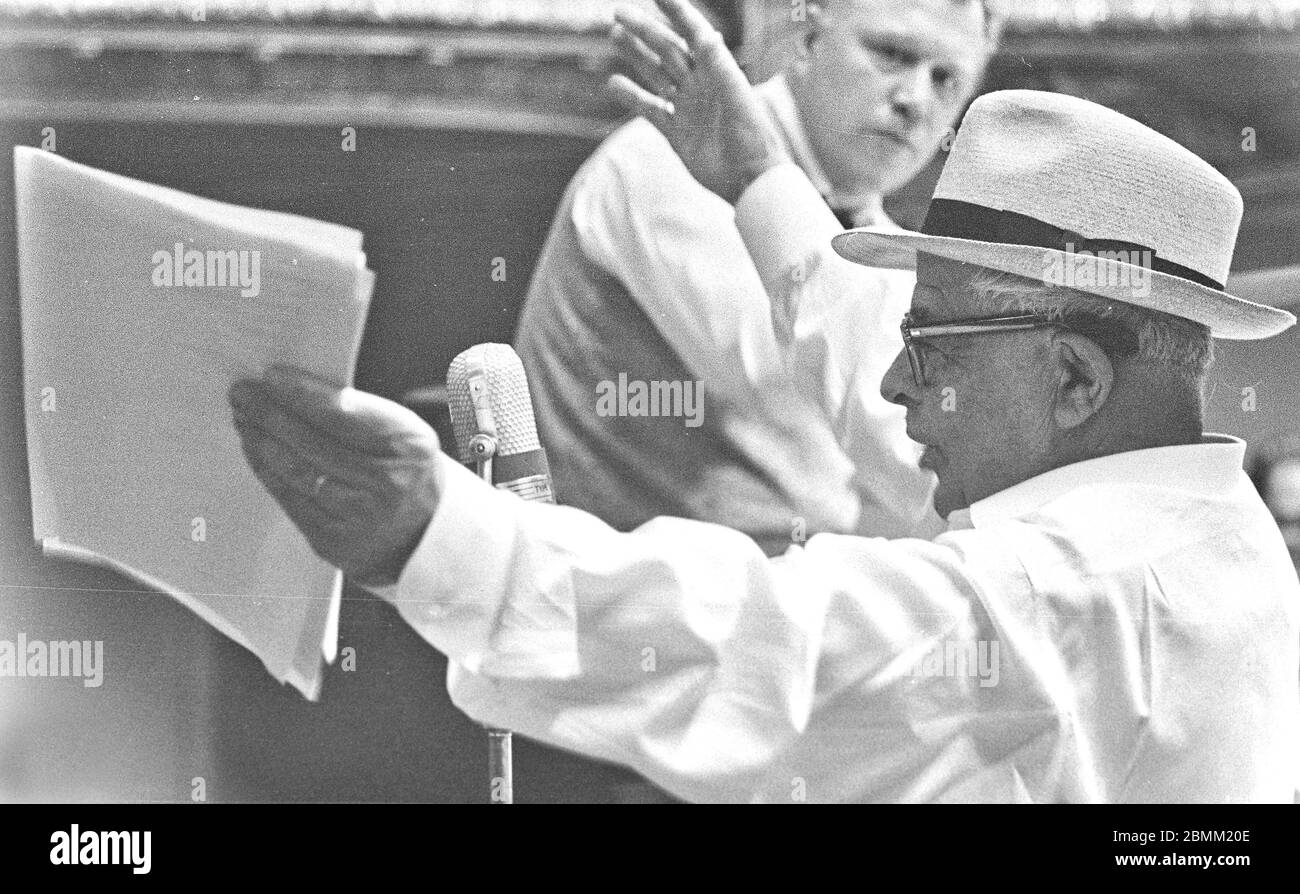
[832, 228, 1296, 340]
[1226, 264, 1300, 311]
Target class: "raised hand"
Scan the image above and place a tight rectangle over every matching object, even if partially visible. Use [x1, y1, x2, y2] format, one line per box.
[607, 0, 790, 204]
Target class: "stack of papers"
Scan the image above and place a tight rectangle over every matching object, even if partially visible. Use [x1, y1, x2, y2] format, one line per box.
[14, 146, 375, 699]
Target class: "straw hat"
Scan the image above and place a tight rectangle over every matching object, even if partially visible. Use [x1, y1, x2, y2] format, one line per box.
[833, 90, 1295, 340]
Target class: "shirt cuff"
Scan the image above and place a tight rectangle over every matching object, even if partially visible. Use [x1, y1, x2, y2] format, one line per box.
[368, 454, 581, 680]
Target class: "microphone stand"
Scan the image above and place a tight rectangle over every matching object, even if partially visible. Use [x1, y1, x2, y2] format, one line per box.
[468, 432, 513, 805]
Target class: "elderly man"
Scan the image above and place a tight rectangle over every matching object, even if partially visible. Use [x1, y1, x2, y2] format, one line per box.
[514, 0, 998, 555]
[230, 0, 1300, 801]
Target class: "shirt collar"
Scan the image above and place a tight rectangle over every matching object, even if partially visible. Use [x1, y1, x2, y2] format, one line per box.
[959, 434, 1248, 529]
[755, 73, 888, 228]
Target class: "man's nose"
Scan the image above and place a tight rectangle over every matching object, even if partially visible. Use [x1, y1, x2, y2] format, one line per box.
[889, 65, 935, 125]
[880, 347, 917, 407]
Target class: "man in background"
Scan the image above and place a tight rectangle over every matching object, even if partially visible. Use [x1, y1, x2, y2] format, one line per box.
[515, 0, 1001, 555]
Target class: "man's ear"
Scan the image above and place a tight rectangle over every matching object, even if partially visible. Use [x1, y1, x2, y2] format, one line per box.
[1051, 333, 1113, 430]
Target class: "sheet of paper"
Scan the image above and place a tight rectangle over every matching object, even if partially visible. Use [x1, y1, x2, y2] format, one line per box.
[14, 146, 375, 699]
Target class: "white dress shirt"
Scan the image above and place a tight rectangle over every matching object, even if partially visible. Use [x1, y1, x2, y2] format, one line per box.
[378, 431, 1299, 803]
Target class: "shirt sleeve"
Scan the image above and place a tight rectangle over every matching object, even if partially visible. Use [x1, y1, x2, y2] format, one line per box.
[734, 163, 944, 537]
[570, 119, 786, 406]
[374, 454, 993, 803]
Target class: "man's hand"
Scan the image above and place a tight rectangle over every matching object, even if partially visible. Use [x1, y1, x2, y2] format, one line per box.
[607, 0, 790, 204]
[229, 367, 444, 587]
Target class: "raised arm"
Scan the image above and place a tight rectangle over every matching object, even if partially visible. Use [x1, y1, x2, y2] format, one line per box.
[564, 116, 788, 409]
[608, 0, 939, 535]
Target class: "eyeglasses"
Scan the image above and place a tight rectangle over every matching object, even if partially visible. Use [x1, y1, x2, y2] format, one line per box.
[899, 313, 1063, 388]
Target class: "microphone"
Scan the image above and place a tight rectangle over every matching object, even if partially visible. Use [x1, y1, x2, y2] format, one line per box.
[446, 343, 554, 505]
[445, 343, 555, 805]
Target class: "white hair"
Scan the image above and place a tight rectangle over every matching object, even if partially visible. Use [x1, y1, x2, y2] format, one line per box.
[965, 266, 1214, 392]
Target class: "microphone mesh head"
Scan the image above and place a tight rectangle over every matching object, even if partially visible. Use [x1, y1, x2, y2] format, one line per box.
[446, 343, 542, 463]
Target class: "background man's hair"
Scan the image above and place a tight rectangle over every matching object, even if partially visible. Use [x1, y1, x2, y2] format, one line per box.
[767, 0, 1005, 48]
[965, 266, 1215, 393]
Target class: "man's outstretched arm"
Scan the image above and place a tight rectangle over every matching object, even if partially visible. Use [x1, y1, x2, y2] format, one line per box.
[228, 367, 985, 802]
[377, 438, 985, 803]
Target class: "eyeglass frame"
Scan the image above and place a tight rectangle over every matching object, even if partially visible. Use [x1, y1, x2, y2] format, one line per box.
[899, 313, 1070, 388]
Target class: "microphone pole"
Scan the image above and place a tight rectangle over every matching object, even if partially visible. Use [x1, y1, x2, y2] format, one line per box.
[446, 342, 557, 805]
[465, 427, 513, 805]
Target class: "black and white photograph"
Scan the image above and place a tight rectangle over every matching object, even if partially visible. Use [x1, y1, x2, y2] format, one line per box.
[0, 0, 1298, 869]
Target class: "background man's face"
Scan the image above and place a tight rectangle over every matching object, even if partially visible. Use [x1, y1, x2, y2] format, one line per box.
[879, 256, 1057, 518]
[793, 0, 990, 197]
